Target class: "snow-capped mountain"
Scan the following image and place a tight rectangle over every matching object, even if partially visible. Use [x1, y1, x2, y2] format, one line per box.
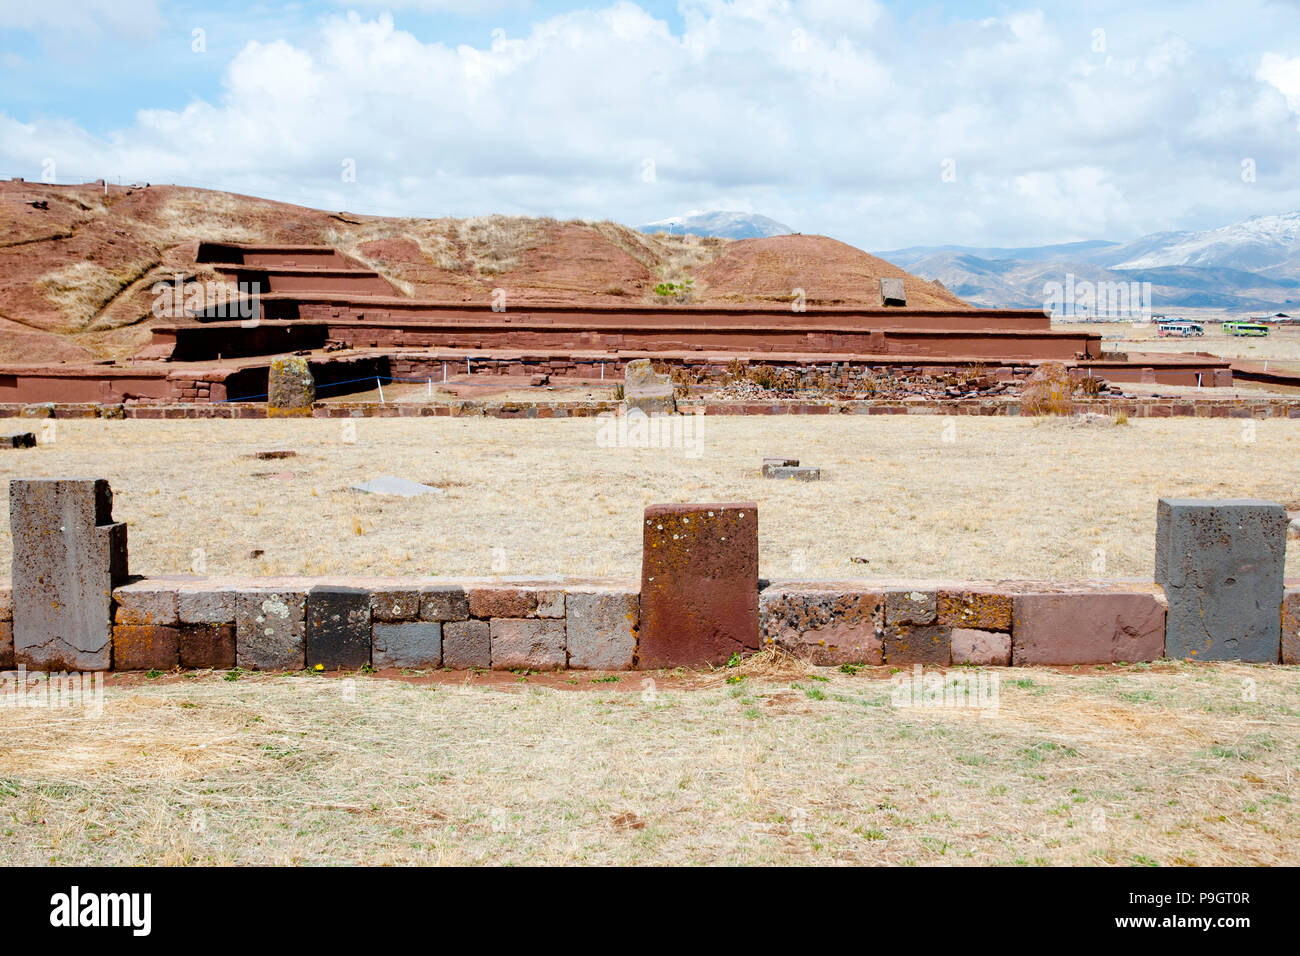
[637, 210, 793, 239]
[875, 211, 1300, 310]
[1109, 212, 1300, 275]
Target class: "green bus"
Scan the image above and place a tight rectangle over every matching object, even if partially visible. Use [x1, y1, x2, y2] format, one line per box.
[1223, 321, 1270, 337]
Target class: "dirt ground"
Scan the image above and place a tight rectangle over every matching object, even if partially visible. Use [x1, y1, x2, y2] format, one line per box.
[1, 660, 1296, 865]
[0, 416, 1296, 582]
[1058, 321, 1300, 372]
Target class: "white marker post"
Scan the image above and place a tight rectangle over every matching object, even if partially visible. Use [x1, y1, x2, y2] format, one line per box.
[377, 377, 385, 404]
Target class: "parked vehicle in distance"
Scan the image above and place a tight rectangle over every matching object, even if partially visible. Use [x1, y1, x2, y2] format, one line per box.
[1157, 320, 1204, 337]
[1222, 321, 1271, 337]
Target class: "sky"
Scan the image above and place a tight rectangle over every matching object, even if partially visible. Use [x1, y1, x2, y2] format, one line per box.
[2, 0, 1300, 250]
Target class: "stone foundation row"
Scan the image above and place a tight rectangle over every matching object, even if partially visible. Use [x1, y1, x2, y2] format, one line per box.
[4, 482, 1296, 673]
[1, 395, 1298, 420]
[1, 577, 1296, 672]
[106, 579, 637, 672]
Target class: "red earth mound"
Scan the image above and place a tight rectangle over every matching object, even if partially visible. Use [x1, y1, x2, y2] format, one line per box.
[694, 234, 968, 309]
[0, 179, 968, 363]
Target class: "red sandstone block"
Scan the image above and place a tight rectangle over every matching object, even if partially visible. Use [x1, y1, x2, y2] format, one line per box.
[113, 625, 180, 670]
[179, 624, 236, 669]
[639, 503, 759, 668]
[884, 624, 950, 664]
[1283, 591, 1299, 665]
[490, 618, 566, 670]
[951, 628, 1010, 666]
[1011, 592, 1165, 664]
[0, 620, 12, 668]
[467, 587, 564, 619]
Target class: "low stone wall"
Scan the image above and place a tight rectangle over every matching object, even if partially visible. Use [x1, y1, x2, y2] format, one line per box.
[1, 394, 1297, 420]
[2, 576, 1294, 672]
[107, 577, 638, 672]
[4, 483, 1298, 672]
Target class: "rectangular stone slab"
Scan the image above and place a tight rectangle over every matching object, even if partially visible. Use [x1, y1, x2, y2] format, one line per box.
[0, 620, 13, 668]
[883, 623, 951, 664]
[442, 619, 490, 669]
[11, 478, 128, 670]
[639, 503, 758, 668]
[179, 624, 236, 670]
[419, 585, 469, 622]
[114, 581, 179, 626]
[373, 621, 441, 669]
[758, 588, 883, 665]
[113, 624, 180, 671]
[490, 618, 566, 670]
[566, 590, 638, 669]
[1012, 592, 1166, 664]
[305, 586, 372, 671]
[236, 588, 306, 670]
[1282, 590, 1299, 665]
[1155, 498, 1287, 661]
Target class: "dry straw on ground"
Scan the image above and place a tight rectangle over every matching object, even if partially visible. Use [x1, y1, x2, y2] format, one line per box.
[0, 416, 1295, 582]
[1, 663, 1297, 865]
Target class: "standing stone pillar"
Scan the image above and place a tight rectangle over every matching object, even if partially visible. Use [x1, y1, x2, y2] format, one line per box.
[10, 478, 128, 670]
[1155, 498, 1287, 661]
[267, 356, 315, 417]
[638, 502, 758, 668]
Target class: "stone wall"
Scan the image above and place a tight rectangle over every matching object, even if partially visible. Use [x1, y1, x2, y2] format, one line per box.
[6, 575, 1280, 671]
[2, 394, 1298, 420]
[107, 577, 637, 672]
[4, 484, 1297, 672]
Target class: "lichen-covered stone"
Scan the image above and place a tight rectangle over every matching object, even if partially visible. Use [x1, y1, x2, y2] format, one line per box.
[639, 503, 758, 668]
[236, 589, 306, 670]
[419, 585, 469, 622]
[267, 356, 315, 417]
[370, 586, 423, 622]
[758, 588, 883, 665]
[938, 590, 1013, 631]
[177, 586, 236, 625]
[883, 623, 950, 664]
[885, 589, 937, 626]
[305, 586, 371, 671]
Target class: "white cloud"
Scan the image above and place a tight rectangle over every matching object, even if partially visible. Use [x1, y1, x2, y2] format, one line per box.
[0, 0, 161, 35]
[2, 1, 1299, 247]
[1259, 52, 1300, 111]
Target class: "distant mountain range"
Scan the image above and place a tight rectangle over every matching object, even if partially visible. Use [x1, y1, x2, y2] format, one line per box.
[637, 210, 793, 240]
[877, 212, 1300, 312]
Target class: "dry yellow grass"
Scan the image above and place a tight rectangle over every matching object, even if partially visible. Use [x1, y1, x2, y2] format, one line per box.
[0, 416, 1296, 581]
[1, 662, 1297, 865]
